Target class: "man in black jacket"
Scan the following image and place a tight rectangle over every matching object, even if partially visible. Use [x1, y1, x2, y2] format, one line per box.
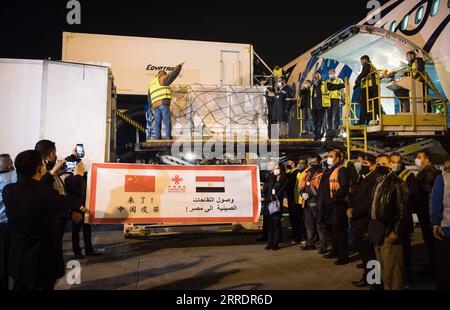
[2, 150, 84, 290]
[68, 172, 99, 259]
[348, 154, 380, 288]
[367, 154, 409, 290]
[390, 152, 418, 286]
[319, 150, 350, 265]
[35, 140, 82, 240]
[415, 150, 441, 276]
[354, 55, 379, 125]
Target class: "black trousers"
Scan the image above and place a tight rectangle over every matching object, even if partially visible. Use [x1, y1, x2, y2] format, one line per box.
[72, 217, 94, 255]
[331, 224, 349, 260]
[267, 212, 282, 247]
[288, 198, 304, 241]
[0, 223, 9, 290]
[326, 99, 340, 131]
[402, 233, 413, 284]
[261, 211, 269, 240]
[311, 109, 325, 139]
[356, 236, 377, 281]
[358, 87, 379, 125]
[435, 236, 450, 290]
[416, 206, 434, 269]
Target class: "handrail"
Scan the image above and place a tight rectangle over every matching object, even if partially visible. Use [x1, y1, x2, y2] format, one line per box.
[360, 68, 448, 130]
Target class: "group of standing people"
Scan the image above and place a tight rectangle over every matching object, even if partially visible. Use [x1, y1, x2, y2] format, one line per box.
[0, 141, 99, 290]
[260, 149, 450, 290]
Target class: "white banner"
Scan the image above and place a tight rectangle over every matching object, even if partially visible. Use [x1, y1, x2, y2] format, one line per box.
[86, 163, 260, 224]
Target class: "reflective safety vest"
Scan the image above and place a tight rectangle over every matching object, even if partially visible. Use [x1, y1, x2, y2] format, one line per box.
[327, 77, 343, 100]
[329, 164, 343, 198]
[149, 77, 171, 106]
[299, 170, 324, 207]
[295, 167, 311, 204]
[309, 82, 331, 108]
[361, 62, 379, 89]
[273, 67, 284, 78]
[398, 168, 413, 182]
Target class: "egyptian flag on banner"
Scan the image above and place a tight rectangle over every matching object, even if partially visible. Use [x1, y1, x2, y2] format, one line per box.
[124, 175, 155, 192]
[195, 176, 225, 193]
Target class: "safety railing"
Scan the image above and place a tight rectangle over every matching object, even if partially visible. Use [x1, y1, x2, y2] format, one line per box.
[361, 68, 448, 130]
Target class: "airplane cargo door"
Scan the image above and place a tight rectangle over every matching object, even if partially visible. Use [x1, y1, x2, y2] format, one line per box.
[220, 50, 241, 86]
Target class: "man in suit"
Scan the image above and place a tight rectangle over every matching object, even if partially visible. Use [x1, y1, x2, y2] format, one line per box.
[2, 150, 84, 290]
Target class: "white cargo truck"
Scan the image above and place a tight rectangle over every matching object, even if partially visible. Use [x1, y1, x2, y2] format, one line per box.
[0, 59, 116, 165]
[62, 32, 255, 95]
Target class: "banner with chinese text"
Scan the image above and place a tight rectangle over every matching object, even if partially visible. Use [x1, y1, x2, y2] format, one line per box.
[86, 163, 260, 224]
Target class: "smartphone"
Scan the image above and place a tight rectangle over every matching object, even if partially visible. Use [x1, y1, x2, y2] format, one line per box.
[76, 144, 85, 159]
[64, 161, 77, 172]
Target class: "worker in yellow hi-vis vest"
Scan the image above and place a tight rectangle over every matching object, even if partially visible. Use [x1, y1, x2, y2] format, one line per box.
[148, 62, 184, 140]
[326, 69, 345, 132]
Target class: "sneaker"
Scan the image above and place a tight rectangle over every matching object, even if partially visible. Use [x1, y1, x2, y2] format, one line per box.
[272, 244, 280, 251]
[265, 244, 272, 250]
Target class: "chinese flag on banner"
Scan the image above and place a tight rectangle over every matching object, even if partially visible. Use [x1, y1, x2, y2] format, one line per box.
[124, 175, 155, 192]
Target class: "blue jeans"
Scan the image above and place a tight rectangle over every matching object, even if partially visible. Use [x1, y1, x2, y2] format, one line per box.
[145, 101, 153, 141]
[153, 104, 171, 140]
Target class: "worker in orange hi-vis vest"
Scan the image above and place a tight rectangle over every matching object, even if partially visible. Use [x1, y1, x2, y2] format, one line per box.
[298, 154, 327, 254]
[318, 149, 350, 265]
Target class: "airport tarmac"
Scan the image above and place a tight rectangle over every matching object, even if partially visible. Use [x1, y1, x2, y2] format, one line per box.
[56, 225, 435, 290]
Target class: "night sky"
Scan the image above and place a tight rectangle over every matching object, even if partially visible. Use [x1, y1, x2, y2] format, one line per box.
[1, 0, 390, 67]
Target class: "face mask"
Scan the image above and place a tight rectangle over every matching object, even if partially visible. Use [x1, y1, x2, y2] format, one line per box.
[310, 164, 320, 170]
[415, 158, 423, 168]
[273, 169, 280, 176]
[376, 166, 390, 175]
[329, 74, 335, 79]
[360, 165, 370, 176]
[278, 82, 283, 88]
[298, 164, 306, 171]
[327, 157, 334, 167]
[286, 164, 292, 170]
[354, 162, 362, 171]
[391, 163, 402, 173]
